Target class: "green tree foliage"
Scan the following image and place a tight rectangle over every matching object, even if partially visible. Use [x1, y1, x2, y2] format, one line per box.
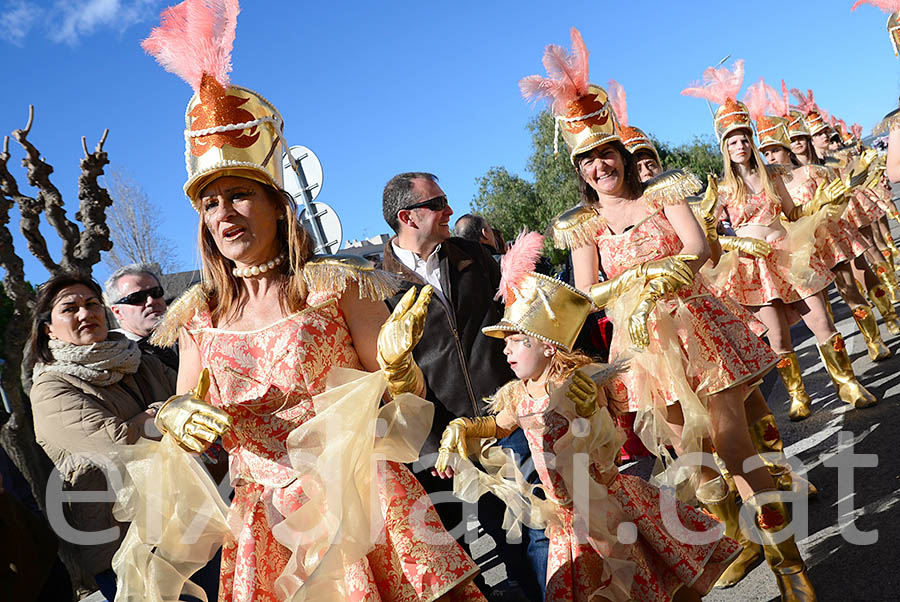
[471, 111, 723, 266]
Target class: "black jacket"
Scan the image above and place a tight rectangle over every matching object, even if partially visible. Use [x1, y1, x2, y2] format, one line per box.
[380, 237, 514, 455]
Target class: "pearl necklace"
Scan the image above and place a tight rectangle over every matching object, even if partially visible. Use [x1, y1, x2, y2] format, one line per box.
[232, 253, 286, 278]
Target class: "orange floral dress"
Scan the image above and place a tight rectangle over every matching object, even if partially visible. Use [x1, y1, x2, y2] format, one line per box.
[513, 385, 741, 602]
[595, 209, 778, 410]
[716, 189, 834, 305]
[789, 166, 869, 268]
[185, 290, 484, 602]
[844, 187, 885, 229]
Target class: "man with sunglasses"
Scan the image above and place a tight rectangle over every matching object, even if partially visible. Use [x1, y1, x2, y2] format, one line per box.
[104, 264, 178, 375]
[380, 172, 546, 602]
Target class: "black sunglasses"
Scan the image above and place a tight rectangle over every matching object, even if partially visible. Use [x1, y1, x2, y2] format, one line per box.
[401, 195, 449, 212]
[113, 286, 165, 306]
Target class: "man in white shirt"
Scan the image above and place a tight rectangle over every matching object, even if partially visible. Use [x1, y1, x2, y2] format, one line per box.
[380, 172, 546, 601]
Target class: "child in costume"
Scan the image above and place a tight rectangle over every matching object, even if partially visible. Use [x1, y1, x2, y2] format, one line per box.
[434, 231, 741, 602]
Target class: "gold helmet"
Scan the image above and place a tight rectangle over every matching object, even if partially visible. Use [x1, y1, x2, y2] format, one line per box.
[520, 28, 620, 164]
[621, 125, 661, 164]
[143, 0, 290, 211]
[756, 115, 791, 150]
[483, 231, 591, 351]
[681, 60, 751, 143]
[787, 109, 811, 139]
[713, 98, 753, 142]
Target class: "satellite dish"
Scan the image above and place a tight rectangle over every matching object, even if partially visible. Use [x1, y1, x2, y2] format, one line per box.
[299, 201, 343, 255]
[283, 145, 323, 202]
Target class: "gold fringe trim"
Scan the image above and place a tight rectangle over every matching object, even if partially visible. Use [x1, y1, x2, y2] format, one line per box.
[302, 255, 400, 301]
[485, 380, 521, 415]
[149, 284, 209, 348]
[642, 169, 703, 207]
[549, 206, 604, 250]
[874, 109, 900, 135]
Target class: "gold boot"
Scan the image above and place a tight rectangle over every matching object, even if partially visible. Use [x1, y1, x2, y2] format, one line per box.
[874, 261, 900, 303]
[867, 284, 900, 335]
[696, 477, 763, 589]
[817, 334, 878, 409]
[749, 415, 818, 499]
[852, 306, 891, 361]
[776, 353, 812, 421]
[746, 495, 817, 601]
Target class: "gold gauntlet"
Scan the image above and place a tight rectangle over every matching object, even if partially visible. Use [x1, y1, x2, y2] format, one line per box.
[588, 254, 697, 309]
[719, 236, 773, 258]
[696, 174, 720, 243]
[377, 285, 433, 397]
[155, 368, 233, 453]
[567, 370, 599, 417]
[788, 178, 848, 221]
[435, 416, 497, 472]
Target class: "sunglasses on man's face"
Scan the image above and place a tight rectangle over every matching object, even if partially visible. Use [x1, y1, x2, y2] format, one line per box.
[113, 286, 165, 306]
[401, 195, 449, 212]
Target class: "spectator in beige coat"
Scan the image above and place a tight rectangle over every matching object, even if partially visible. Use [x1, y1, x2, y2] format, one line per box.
[29, 272, 175, 600]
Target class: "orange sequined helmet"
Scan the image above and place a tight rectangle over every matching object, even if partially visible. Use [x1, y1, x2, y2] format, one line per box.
[787, 110, 811, 139]
[713, 98, 753, 142]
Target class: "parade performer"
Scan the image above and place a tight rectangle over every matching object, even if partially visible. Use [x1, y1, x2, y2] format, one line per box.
[745, 80, 891, 361]
[433, 231, 742, 602]
[607, 80, 663, 182]
[110, 2, 485, 601]
[529, 29, 816, 599]
[683, 61, 878, 423]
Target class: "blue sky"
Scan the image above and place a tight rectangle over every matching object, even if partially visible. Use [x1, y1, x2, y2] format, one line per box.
[2, 0, 899, 285]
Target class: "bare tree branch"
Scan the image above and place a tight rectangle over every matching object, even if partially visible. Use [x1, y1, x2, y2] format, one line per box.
[72, 130, 114, 273]
[12, 106, 80, 270]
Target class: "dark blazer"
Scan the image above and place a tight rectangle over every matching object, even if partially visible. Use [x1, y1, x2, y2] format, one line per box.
[380, 237, 515, 455]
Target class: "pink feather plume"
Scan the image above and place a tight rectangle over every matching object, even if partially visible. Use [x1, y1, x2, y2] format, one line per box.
[766, 80, 791, 118]
[142, 0, 240, 92]
[851, 0, 900, 12]
[790, 88, 818, 114]
[742, 79, 769, 121]
[519, 27, 591, 113]
[496, 230, 545, 303]
[607, 79, 628, 127]
[681, 59, 745, 105]
[851, 123, 863, 139]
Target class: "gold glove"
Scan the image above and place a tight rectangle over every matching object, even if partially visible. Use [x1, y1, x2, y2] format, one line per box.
[567, 370, 599, 417]
[695, 174, 720, 243]
[719, 236, 773, 258]
[588, 254, 698, 309]
[155, 368, 233, 453]
[628, 288, 659, 349]
[377, 285, 433, 398]
[434, 416, 497, 473]
[788, 179, 848, 221]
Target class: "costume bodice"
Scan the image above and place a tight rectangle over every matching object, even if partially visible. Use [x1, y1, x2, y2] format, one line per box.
[186, 290, 362, 487]
[595, 210, 683, 279]
[515, 384, 614, 506]
[786, 166, 823, 207]
[718, 189, 782, 228]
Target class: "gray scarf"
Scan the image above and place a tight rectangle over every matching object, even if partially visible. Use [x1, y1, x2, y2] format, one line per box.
[34, 333, 142, 387]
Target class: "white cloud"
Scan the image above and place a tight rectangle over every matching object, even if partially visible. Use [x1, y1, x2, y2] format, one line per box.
[0, 0, 158, 45]
[50, 0, 158, 44]
[0, 0, 44, 46]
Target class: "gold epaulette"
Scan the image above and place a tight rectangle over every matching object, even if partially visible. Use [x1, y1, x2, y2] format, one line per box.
[149, 283, 209, 347]
[302, 254, 399, 301]
[642, 168, 703, 207]
[484, 380, 521, 415]
[549, 205, 604, 250]
[874, 107, 900, 135]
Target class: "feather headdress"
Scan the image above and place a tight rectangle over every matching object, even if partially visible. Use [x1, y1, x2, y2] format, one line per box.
[851, 0, 900, 12]
[681, 59, 745, 105]
[519, 27, 591, 112]
[851, 123, 864, 139]
[497, 230, 545, 303]
[142, 0, 239, 91]
[767, 80, 792, 119]
[607, 79, 628, 127]
[790, 88, 818, 115]
[742, 79, 769, 122]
